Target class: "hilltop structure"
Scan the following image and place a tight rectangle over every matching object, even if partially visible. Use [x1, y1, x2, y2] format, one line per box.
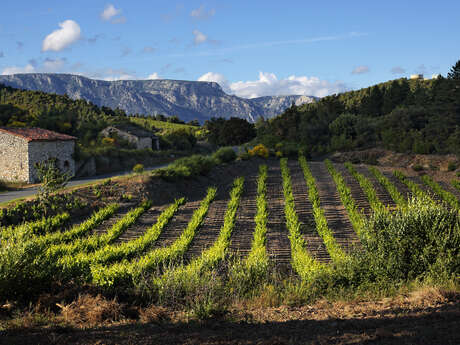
[0, 127, 76, 183]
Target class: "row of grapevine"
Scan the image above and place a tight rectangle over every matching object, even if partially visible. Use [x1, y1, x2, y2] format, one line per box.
[393, 171, 436, 205]
[91, 187, 217, 287]
[367, 167, 407, 207]
[298, 157, 346, 263]
[47, 200, 152, 259]
[325, 160, 366, 240]
[56, 198, 185, 280]
[156, 177, 245, 283]
[1, 212, 70, 242]
[280, 158, 324, 279]
[245, 165, 269, 269]
[420, 175, 459, 210]
[344, 162, 387, 214]
[452, 180, 460, 192]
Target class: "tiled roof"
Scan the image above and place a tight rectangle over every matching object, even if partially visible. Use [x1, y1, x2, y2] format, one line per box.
[0, 127, 77, 142]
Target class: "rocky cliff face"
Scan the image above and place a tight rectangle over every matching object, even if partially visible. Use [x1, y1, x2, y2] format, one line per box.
[0, 73, 317, 122]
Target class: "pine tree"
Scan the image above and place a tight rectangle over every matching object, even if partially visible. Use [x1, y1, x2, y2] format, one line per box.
[447, 59, 460, 80]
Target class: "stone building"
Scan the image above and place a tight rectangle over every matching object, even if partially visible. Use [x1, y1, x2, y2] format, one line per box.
[101, 124, 160, 150]
[0, 127, 76, 183]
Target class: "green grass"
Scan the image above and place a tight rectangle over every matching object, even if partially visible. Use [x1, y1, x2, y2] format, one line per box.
[130, 117, 198, 132]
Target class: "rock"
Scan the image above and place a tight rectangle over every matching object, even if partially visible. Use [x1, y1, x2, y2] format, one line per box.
[0, 73, 317, 123]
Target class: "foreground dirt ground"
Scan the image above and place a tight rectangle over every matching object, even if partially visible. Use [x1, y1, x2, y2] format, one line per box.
[1, 288, 458, 345]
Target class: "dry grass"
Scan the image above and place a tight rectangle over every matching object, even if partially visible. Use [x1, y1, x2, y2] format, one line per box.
[57, 294, 122, 327]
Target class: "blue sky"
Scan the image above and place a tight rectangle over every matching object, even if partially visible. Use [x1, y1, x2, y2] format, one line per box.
[0, 1, 459, 98]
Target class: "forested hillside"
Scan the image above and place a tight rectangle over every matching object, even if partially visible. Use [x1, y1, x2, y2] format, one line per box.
[258, 73, 460, 155]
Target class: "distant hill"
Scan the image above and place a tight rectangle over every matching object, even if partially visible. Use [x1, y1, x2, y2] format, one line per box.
[261, 77, 460, 155]
[0, 73, 317, 123]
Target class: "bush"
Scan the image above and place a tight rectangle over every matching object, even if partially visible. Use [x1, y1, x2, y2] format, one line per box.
[412, 164, 424, 171]
[132, 164, 144, 174]
[448, 161, 457, 171]
[361, 197, 460, 281]
[212, 147, 236, 164]
[154, 155, 216, 181]
[249, 144, 269, 158]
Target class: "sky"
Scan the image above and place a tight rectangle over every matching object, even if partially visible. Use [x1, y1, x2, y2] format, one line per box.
[0, 1, 459, 98]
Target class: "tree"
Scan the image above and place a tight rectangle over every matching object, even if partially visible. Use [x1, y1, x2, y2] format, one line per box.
[35, 158, 71, 215]
[447, 59, 460, 80]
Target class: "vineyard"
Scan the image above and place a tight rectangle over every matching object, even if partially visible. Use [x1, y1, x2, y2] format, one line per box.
[0, 157, 459, 321]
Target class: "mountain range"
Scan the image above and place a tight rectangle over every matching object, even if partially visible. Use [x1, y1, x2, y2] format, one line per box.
[0, 73, 317, 123]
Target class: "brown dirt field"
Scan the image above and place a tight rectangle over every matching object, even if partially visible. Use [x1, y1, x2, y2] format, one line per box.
[308, 162, 359, 253]
[1, 289, 458, 345]
[288, 160, 330, 263]
[265, 161, 291, 267]
[354, 165, 397, 209]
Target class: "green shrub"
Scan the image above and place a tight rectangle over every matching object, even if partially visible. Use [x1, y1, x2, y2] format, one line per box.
[448, 161, 457, 172]
[412, 164, 424, 171]
[132, 164, 144, 174]
[362, 197, 460, 281]
[212, 147, 237, 164]
[154, 155, 216, 181]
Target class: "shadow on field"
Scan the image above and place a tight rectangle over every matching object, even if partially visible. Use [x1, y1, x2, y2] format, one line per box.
[1, 302, 458, 345]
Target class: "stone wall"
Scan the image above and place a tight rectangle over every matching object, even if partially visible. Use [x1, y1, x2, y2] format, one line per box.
[28, 140, 75, 183]
[0, 132, 29, 182]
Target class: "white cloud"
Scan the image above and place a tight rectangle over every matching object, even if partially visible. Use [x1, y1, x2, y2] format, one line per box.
[190, 5, 215, 19]
[198, 72, 231, 92]
[147, 72, 160, 79]
[2, 64, 35, 75]
[43, 57, 66, 71]
[192, 30, 207, 45]
[42, 20, 81, 52]
[101, 4, 121, 21]
[391, 66, 405, 74]
[351, 65, 369, 74]
[198, 71, 347, 98]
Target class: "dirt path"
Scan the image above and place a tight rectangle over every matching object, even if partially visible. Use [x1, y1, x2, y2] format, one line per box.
[228, 167, 258, 260]
[355, 165, 397, 208]
[90, 201, 137, 237]
[308, 162, 359, 252]
[115, 206, 165, 243]
[334, 163, 372, 217]
[439, 180, 460, 200]
[289, 160, 330, 263]
[265, 161, 291, 267]
[183, 186, 231, 262]
[380, 169, 413, 200]
[150, 197, 204, 250]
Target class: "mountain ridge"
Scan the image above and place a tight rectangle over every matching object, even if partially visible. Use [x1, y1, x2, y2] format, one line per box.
[0, 73, 317, 123]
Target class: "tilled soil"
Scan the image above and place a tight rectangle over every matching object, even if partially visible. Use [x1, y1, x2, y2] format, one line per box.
[308, 162, 359, 253]
[288, 160, 330, 263]
[228, 165, 259, 260]
[265, 161, 291, 267]
[355, 165, 397, 208]
[334, 163, 372, 217]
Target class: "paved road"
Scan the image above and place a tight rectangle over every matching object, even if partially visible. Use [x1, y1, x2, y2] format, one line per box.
[0, 163, 168, 204]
